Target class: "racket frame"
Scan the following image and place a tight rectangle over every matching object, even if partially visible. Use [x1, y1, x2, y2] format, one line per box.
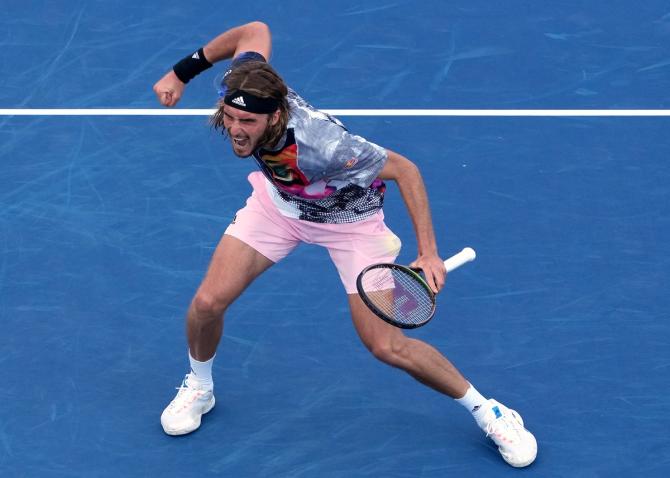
[356, 263, 437, 329]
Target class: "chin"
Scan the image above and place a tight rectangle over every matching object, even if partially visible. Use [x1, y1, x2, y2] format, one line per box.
[233, 150, 253, 158]
[231, 146, 253, 158]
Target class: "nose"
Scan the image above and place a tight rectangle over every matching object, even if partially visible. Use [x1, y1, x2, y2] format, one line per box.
[227, 120, 243, 136]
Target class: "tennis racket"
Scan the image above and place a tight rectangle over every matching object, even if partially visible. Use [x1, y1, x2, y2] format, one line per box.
[356, 247, 476, 329]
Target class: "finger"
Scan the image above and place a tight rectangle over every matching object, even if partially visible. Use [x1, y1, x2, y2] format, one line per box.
[156, 90, 167, 105]
[425, 269, 439, 294]
[432, 265, 447, 293]
[435, 271, 446, 292]
[438, 263, 447, 283]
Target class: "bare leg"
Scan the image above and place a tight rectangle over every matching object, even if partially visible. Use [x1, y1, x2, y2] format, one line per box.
[348, 293, 469, 398]
[187, 235, 274, 361]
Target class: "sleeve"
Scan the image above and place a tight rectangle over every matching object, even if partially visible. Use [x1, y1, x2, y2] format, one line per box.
[231, 51, 267, 67]
[327, 132, 388, 188]
[217, 51, 268, 97]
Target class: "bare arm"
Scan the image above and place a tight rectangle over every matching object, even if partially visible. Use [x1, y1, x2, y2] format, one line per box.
[153, 21, 272, 107]
[202, 21, 272, 64]
[378, 149, 446, 293]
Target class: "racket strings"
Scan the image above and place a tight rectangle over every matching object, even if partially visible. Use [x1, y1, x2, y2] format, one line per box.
[361, 267, 434, 326]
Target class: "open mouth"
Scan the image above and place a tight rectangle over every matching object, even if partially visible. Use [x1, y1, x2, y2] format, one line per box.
[232, 137, 249, 148]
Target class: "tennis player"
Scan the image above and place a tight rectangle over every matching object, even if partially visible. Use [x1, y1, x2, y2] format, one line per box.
[153, 21, 537, 467]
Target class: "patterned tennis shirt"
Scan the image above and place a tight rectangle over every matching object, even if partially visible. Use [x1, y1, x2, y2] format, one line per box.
[224, 53, 388, 224]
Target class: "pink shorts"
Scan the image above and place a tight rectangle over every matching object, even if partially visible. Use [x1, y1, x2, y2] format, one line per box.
[225, 172, 401, 293]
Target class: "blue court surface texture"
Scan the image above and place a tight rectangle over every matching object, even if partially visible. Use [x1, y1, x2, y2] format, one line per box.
[2, 1, 670, 477]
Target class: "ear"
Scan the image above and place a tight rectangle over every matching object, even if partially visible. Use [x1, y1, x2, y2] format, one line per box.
[269, 109, 280, 126]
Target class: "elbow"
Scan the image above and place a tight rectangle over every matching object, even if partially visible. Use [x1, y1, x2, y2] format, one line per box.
[381, 150, 421, 181]
[396, 157, 421, 182]
[247, 21, 271, 36]
[393, 161, 425, 192]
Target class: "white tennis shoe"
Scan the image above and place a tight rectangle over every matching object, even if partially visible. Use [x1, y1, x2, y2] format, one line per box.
[481, 399, 537, 467]
[161, 373, 215, 436]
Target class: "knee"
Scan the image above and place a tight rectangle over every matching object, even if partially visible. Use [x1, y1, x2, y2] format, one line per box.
[367, 337, 409, 367]
[191, 290, 229, 321]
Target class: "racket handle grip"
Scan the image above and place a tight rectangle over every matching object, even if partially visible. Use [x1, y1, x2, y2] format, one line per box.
[443, 247, 476, 272]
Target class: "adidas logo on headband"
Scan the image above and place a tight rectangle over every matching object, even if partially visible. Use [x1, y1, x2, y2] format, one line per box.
[231, 96, 246, 107]
[223, 90, 280, 114]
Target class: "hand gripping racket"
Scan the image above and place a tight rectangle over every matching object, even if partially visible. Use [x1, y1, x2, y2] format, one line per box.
[356, 247, 476, 329]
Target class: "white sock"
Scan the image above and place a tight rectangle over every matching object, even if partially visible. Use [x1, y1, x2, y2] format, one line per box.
[455, 383, 489, 428]
[189, 351, 215, 388]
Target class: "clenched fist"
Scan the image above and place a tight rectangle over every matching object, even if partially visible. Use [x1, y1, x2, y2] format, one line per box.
[153, 70, 185, 107]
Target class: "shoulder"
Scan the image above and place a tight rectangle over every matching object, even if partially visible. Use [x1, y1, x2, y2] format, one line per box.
[287, 89, 346, 131]
[288, 93, 347, 156]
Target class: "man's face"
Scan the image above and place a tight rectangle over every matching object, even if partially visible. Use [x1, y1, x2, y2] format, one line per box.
[222, 105, 277, 157]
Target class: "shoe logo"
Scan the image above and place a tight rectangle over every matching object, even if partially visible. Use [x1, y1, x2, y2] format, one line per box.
[192, 51, 200, 60]
[231, 96, 246, 107]
[492, 405, 503, 419]
[472, 405, 482, 413]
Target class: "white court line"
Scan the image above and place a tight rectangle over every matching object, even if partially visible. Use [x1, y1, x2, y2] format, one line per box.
[1, 108, 670, 117]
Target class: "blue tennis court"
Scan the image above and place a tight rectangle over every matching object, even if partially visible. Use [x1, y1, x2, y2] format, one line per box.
[2, 2, 669, 477]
